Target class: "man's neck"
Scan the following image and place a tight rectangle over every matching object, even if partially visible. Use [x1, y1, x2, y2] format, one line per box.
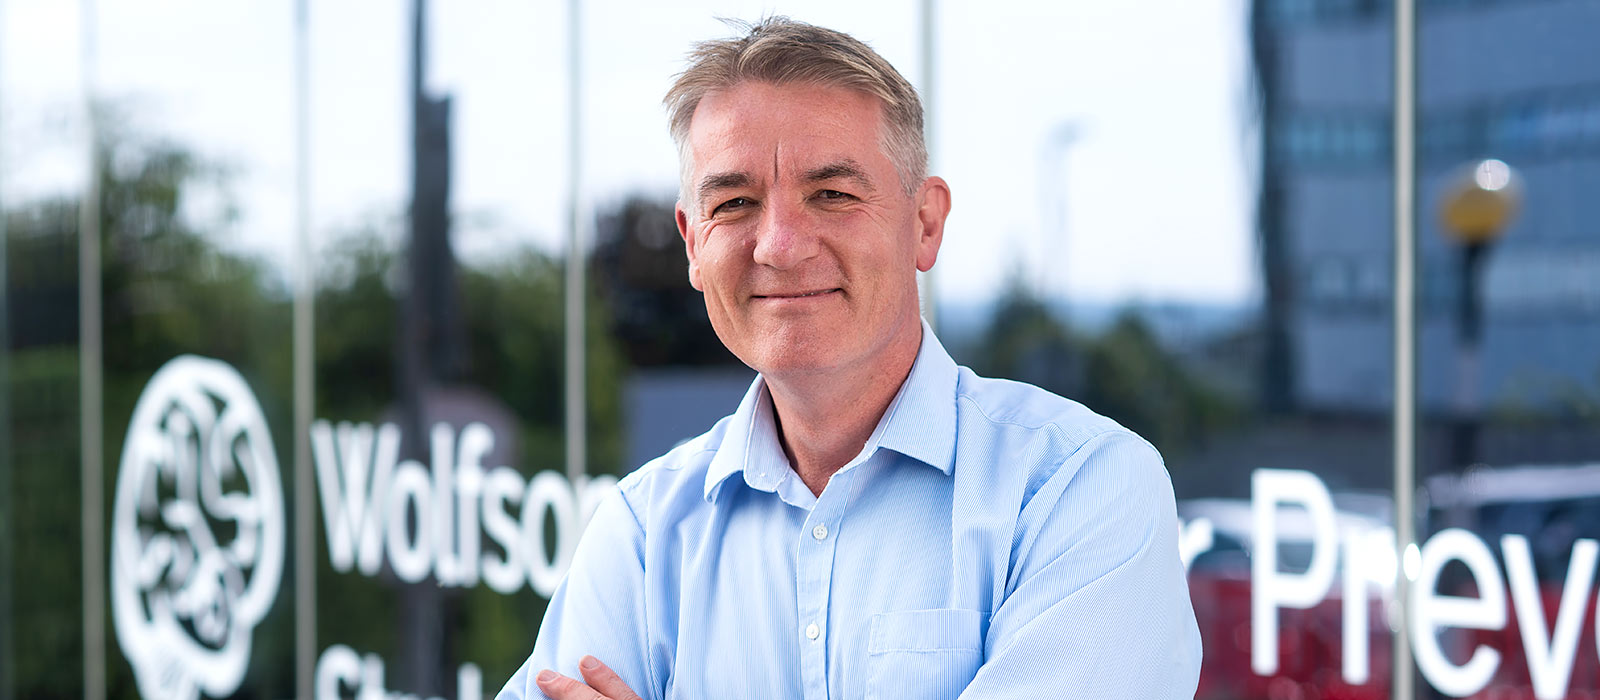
[765, 319, 923, 497]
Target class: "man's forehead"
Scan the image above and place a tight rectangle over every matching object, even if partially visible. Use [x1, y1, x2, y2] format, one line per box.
[686, 84, 891, 182]
[692, 84, 883, 144]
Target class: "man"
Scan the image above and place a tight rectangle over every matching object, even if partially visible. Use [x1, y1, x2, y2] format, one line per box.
[500, 17, 1201, 700]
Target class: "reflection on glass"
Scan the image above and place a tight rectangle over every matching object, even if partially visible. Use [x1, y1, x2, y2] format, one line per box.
[91, 1, 298, 698]
[307, 1, 579, 697]
[1415, 1, 1600, 697]
[0, 0, 1593, 698]
[934, 2, 1393, 698]
[4, 3, 91, 700]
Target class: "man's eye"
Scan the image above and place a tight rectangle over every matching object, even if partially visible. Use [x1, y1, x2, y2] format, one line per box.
[817, 190, 851, 200]
[714, 197, 752, 213]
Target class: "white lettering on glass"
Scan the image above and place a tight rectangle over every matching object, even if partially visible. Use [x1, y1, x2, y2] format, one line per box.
[310, 419, 612, 595]
[314, 645, 482, 700]
[111, 356, 285, 700]
[1503, 535, 1598, 700]
[1251, 468, 1339, 676]
[1410, 528, 1506, 697]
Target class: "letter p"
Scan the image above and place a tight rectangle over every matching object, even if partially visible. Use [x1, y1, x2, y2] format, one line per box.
[1251, 469, 1339, 676]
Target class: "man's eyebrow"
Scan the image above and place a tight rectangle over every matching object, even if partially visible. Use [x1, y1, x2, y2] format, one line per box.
[698, 171, 751, 196]
[696, 171, 752, 211]
[803, 159, 875, 191]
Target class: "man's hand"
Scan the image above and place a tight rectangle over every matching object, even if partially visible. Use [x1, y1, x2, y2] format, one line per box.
[535, 656, 643, 700]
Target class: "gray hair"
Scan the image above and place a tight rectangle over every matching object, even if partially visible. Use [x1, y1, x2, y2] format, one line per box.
[664, 17, 928, 209]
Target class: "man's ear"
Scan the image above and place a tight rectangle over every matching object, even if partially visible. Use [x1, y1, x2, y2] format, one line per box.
[914, 176, 951, 273]
[675, 201, 703, 291]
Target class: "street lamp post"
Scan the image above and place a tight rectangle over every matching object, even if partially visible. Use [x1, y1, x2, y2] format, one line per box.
[1437, 158, 1521, 471]
[1037, 120, 1085, 300]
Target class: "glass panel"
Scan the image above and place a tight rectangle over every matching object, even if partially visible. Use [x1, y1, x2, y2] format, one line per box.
[91, 2, 302, 696]
[91, 2, 297, 698]
[1416, 1, 1600, 697]
[3, 2, 89, 699]
[2, 0, 90, 693]
[935, 2, 1396, 698]
[45, 2, 1600, 699]
[308, 1, 572, 697]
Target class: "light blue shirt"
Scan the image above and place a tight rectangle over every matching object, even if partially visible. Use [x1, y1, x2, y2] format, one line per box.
[499, 325, 1201, 699]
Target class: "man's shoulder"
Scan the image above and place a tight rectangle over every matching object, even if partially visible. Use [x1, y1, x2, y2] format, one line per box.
[954, 367, 1133, 447]
[952, 367, 1167, 499]
[611, 413, 731, 520]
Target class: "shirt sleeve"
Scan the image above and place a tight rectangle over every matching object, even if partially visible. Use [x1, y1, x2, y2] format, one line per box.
[496, 486, 659, 700]
[958, 431, 1202, 699]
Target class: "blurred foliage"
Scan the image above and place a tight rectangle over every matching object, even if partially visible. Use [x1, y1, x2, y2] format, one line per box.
[590, 196, 736, 368]
[3, 127, 295, 699]
[4, 126, 624, 698]
[1492, 368, 1600, 426]
[1, 345, 82, 700]
[1082, 312, 1245, 457]
[970, 282, 1244, 460]
[311, 228, 627, 684]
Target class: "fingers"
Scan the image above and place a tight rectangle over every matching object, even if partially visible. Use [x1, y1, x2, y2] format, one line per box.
[534, 669, 608, 700]
[578, 656, 644, 700]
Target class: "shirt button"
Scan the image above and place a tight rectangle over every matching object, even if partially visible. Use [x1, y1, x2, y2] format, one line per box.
[812, 524, 828, 541]
[805, 623, 820, 640]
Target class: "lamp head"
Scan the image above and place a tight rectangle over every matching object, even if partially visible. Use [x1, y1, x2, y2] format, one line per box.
[1439, 159, 1522, 246]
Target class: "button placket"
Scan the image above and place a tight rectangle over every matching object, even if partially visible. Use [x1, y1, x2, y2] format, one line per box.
[795, 468, 858, 699]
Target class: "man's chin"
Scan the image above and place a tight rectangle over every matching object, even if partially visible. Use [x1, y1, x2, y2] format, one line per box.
[739, 344, 849, 379]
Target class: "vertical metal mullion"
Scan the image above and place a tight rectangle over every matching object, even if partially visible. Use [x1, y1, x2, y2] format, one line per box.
[564, 0, 586, 483]
[78, 1, 105, 699]
[292, 0, 316, 698]
[917, 0, 937, 332]
[0, 0, 12, 696]
[1391, 0, 1417, 699]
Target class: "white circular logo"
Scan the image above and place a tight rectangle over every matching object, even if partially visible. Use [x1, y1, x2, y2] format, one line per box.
[112, 356, 284, 700]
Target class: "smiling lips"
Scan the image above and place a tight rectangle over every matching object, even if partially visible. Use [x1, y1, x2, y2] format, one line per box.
[753, 288, 842, 300]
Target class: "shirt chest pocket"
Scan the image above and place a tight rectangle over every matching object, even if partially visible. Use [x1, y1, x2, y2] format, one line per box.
[864, 609, 987, 700]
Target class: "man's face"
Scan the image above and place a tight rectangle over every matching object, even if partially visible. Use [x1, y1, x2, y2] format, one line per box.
[675, 81, 948, 380]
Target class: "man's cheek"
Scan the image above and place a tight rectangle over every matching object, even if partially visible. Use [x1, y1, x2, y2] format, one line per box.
[687, 262, 703, 291]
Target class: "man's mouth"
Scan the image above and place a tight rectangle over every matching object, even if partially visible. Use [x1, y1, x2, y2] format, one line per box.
[754, 288, 841, 299]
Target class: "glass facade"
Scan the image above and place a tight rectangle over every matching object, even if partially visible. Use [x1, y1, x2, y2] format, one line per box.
[2, 1, 1597, 699]
[1411, 2, 1600, 698]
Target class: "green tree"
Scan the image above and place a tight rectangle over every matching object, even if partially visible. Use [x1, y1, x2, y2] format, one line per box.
[5, 125, 627, 698]
[971, 283, 1242, 460]
[307, 230, 628, 683]
[5, 126, 295, 700]
[1080, 312, 1242, 457]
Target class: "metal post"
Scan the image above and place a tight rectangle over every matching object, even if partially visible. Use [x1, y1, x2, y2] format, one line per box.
[1038, 122, 1083, 302]
[1391, 0, 1417, 698]
[0, 1, 12, 695]
[1450, 242, 1485, 471]
[564, 0, 586, 482]
[292, 0, 316, 697]
[78, 1, 106, 699]
[917, 0, 937, 332]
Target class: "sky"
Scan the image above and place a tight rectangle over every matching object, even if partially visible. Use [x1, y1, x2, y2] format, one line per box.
[0, 0, 1256, 308]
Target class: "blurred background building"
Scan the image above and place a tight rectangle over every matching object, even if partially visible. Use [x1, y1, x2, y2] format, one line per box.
[1262, 0, 1600, 414]
[1246, 0, 1600, 491]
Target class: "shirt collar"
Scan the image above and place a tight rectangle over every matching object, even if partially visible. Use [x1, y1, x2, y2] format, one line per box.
[704, 319, 959, 503]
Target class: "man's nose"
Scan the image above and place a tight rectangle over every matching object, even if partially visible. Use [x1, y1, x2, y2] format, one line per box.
[751, 199, 820, 270]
